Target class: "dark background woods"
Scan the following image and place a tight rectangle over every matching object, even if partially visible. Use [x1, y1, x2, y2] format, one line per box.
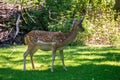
[0, 0, 120, 46]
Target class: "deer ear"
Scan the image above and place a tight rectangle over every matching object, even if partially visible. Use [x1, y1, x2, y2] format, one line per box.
[72, 18, 77, 24]
[78, 17, 84, 25]
[72, 18, 77, 26]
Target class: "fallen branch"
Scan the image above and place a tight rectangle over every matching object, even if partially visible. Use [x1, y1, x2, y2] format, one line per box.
[13, 13, 21, 39]
[49, 10, 58, 22]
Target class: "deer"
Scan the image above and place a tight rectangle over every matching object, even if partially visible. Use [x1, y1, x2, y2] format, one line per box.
[23, 18, 85, 72]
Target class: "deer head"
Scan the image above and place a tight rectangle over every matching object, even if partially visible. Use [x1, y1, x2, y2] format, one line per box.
[72, 18, 85, 32]
[78, 18, 85, 32]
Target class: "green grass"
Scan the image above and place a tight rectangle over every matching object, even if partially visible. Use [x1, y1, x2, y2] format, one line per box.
[0, 45, 120, 80]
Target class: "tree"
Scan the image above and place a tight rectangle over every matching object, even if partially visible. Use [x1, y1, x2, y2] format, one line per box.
[114, 0, 120, 20]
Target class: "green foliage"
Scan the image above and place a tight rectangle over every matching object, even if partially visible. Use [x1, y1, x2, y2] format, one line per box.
[6, 0, 120, 45]
[85, 0, 120, 45]
[22, 8, 49, 31]
[0, 45, 120, 80]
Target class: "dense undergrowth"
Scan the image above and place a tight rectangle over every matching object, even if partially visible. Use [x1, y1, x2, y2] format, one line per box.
[1, 0, 120, 46]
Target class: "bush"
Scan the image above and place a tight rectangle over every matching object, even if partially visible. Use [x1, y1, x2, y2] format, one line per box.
[4, 0, 120, 46]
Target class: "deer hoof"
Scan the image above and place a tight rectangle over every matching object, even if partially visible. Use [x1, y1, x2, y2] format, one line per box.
[64, 67, 67, 71]
[51, 68, 54, 72]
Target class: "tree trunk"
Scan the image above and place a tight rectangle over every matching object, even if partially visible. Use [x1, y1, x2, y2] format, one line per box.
[114, 0, 120, 11]
[114, 0, 120, 20]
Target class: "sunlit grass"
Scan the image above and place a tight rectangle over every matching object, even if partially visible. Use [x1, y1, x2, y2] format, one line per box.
[0, 45, 120, 80]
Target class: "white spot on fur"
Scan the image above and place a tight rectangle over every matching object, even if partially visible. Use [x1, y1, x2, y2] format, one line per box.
[37, 40, 56, 45]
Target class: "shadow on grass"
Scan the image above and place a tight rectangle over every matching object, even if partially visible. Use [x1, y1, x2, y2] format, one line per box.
[64, 46, 120, 62]
[0, 46, 120, 80]
[72, 52, 120, 62]
[0, 64, 120, 80]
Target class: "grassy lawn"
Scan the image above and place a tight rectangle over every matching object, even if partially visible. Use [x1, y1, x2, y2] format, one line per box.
[0, 45, 120, 80]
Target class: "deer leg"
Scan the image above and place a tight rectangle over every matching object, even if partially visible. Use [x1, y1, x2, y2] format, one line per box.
[29, 47, 38, 69]
[59, 50, 67, 71]
[51, 48, 56, 72]
[30, 54, 35, 69]
[24, 49, 32, 71]
[24, 51, 29, 71]
[23, 45, 37, 71]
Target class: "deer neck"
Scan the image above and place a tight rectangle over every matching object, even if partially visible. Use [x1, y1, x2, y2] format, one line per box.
[69, 26, 78, 39]
[61, 26, 79, 46]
